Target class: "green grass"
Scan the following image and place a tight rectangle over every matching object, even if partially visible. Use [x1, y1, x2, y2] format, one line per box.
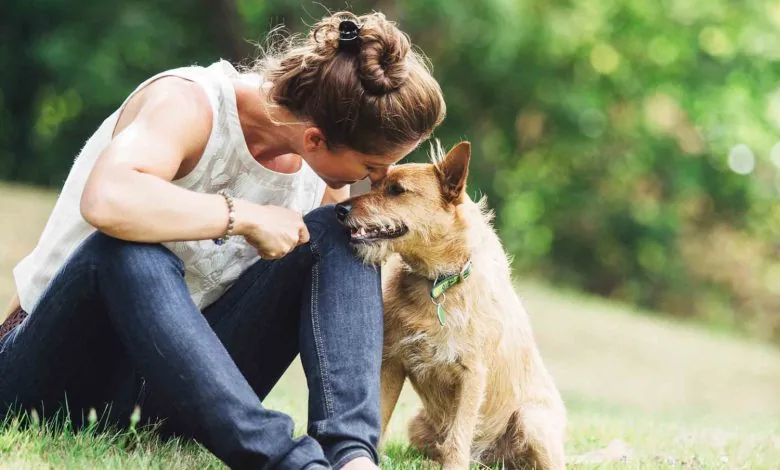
[0, 414, 221, 469]
[2, 403, 778, 469]
[2, 183, 780, 468]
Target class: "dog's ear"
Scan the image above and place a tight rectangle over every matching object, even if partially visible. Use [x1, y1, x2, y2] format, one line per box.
[436, 141, 471, 202]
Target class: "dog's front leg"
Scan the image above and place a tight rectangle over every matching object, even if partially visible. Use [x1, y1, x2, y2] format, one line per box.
[379, 357, 406, 445]
[439, 362, 487, 470]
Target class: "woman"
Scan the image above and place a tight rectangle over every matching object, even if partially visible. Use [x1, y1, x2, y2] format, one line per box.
[0, 11, 445, 470]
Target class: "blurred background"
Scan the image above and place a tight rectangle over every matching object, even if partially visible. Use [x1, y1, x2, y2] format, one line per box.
[2, 0, 780, 463]
[3, 0, 780, 342]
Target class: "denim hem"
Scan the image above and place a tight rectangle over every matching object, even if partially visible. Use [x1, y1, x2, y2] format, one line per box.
[302, 464, 331, 470]
[332, 447, 375, 469]
[274, 445, 331, 470]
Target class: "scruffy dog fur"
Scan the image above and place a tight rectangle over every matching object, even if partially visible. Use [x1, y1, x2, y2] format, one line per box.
[337, 142, 566, 469]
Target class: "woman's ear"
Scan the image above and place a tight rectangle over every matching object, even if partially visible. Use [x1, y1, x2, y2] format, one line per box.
[303, 127, 328, 153]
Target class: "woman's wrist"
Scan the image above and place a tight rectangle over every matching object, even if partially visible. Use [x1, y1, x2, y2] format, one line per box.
[213, 190, 236, 245]
[229, 198, 257, 237]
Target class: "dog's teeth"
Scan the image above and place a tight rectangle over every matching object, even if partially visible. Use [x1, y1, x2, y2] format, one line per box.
[358, 227, 366, 236]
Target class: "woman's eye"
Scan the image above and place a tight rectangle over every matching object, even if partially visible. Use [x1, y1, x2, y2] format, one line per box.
[387, 183, 406, 196]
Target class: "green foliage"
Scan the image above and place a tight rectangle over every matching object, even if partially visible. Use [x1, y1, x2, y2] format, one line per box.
[386, 0, 780, 340]
[2, 0, 780, 340]
[0, 0, 221, 184]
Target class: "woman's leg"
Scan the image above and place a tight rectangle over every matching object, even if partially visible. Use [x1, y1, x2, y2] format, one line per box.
[0, 231, 329, 470]
[0, 261, 139, 428]
[300, 206, 383, 468]
[187, 205, 384, 469]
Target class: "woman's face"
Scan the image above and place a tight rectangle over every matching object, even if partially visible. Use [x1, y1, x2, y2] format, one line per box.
[301, 128, 419, 189]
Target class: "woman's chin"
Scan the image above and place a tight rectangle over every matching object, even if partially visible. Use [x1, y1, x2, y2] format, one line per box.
[325, 180, 348, 189]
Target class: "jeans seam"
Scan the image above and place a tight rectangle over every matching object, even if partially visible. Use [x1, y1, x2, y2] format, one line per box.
[309, 240, 334, 426]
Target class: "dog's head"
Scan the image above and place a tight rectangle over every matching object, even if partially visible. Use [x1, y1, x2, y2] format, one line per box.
[336, 141, 472, 265]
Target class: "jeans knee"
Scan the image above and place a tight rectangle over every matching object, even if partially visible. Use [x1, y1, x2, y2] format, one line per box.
[304, 205, 351, 250]
[78, 232, 184, 278]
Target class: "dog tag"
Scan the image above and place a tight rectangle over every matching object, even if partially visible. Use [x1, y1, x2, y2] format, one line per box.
[436, 302, 447, 326]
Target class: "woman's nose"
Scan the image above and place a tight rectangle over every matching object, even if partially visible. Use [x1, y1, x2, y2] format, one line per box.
[368, 167, 389, 183]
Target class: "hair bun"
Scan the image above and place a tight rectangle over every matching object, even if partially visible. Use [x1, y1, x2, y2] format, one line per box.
[259, 10, 445, 156]
[356, 13, 411, 94]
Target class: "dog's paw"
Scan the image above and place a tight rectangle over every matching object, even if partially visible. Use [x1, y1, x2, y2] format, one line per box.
[438, 445, 471, 470]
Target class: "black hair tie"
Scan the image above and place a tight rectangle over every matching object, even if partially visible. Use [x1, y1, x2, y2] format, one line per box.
[338, 19, 361, 52]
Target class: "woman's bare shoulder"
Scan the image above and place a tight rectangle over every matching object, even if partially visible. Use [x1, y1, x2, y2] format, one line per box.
[113, 76, 214, 161]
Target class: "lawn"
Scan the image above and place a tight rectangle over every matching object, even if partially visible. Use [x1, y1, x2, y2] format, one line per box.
[1, 183, 780, 469]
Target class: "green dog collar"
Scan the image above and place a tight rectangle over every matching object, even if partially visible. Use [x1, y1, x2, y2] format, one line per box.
[430, 260, 473, 326]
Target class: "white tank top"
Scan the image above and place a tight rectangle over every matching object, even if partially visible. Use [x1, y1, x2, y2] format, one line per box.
[13, 60, 327, 313]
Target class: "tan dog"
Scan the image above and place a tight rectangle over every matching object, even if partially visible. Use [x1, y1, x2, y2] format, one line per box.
[336, 141, 566, 469]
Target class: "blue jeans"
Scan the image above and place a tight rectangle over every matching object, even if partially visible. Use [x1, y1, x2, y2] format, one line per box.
[0, 205, 383, 470]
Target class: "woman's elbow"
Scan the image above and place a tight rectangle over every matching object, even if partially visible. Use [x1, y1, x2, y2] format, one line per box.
[80, 182, 120, 232]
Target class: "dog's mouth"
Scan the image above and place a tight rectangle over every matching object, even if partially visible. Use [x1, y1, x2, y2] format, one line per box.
[348, 223, 408, 243]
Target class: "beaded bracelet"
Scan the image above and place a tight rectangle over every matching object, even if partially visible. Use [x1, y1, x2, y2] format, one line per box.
[213, 189, 235, 246]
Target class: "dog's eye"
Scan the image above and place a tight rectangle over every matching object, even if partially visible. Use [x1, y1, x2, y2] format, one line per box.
[386, 183, 406, 196]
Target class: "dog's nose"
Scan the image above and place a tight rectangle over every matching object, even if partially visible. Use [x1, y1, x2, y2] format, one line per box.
[335, 202, 352, 221]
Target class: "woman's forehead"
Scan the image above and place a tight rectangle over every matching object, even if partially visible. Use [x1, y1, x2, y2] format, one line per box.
[359, 140, 421, 164]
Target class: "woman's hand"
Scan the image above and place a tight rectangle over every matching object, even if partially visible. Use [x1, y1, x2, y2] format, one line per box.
[234, 201, 310, 259]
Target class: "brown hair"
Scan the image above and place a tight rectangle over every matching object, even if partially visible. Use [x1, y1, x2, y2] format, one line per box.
[254, 11, 446, 155]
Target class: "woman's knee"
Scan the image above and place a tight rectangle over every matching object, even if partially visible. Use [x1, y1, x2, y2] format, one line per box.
[77, 231, 184, 279]
[304, 205, 351, 249]
[303, 204, 381, 284]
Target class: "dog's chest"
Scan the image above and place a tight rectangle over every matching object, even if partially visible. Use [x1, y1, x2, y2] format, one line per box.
[384, 269, 478, 384]
[393, 327, 472, 386]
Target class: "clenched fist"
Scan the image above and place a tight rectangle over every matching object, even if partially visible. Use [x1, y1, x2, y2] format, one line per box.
[233, 200, 309, 259]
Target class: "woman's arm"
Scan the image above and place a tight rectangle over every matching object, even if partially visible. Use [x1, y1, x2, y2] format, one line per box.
[80, 77, 251, 243]
[1, 80, 227, 322]
[81, 76, 308, 259]
[6, 80, 209, 323]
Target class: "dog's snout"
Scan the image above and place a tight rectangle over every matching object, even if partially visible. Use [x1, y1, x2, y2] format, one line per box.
[335, 202, 352, 221]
